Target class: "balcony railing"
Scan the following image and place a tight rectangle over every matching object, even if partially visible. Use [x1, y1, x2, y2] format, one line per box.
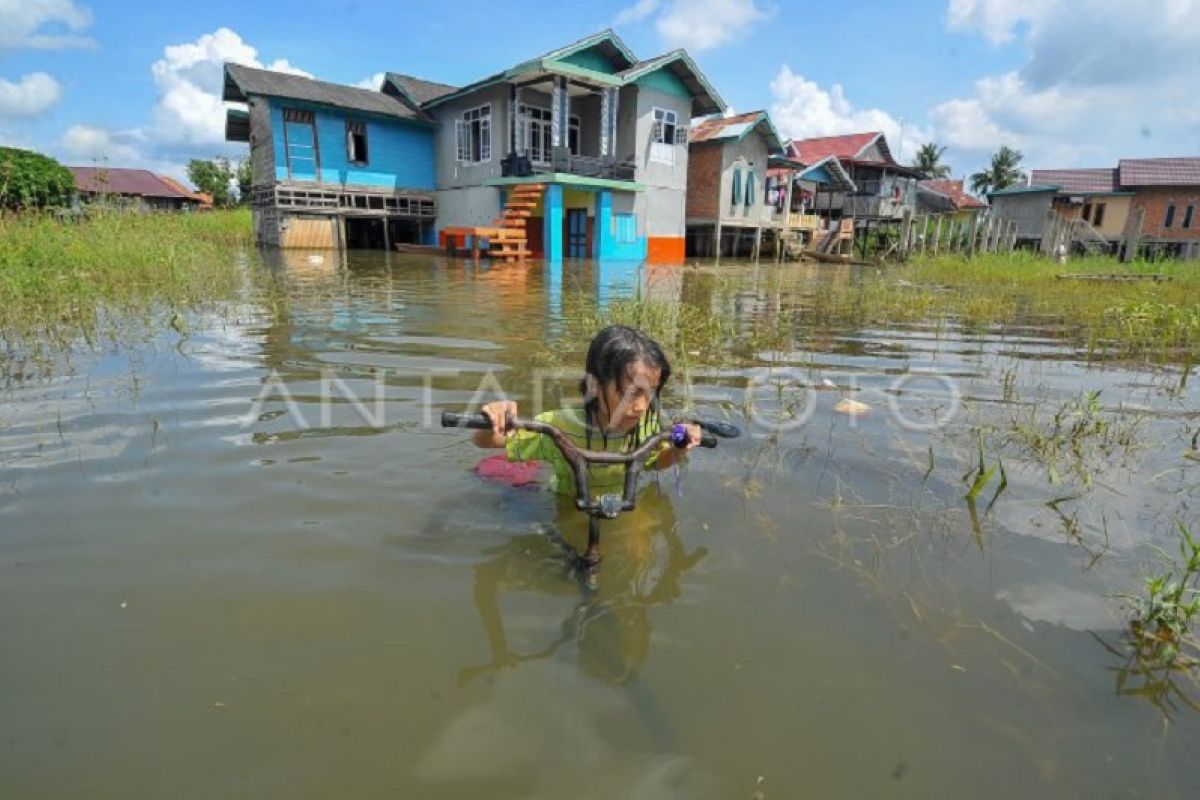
[502, 149, 637, 183]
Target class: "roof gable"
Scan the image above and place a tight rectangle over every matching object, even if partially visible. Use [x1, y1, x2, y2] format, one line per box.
[689, 111, 783, 152]
[541, 29, 637, 72]
[787, 132, 886, 164]
[619, 50, 725, 117]
[383, 73, 459, 111]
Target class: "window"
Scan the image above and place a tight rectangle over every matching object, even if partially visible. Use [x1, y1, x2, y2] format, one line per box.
[1165, 204, 1176, 228]
[614, 213, 637, 244]
[1081, 203, 1092, 223]
[744, 170, 756, 209]
[1184, 204, 1195, 229]
[731, 167, 743, 208]
[1092, 202, 1105, 228]
[650, 107, 678, 165]
[455, 104, 491, 164]
[346, 120, 368, 165]
[519, 106, 581, 162]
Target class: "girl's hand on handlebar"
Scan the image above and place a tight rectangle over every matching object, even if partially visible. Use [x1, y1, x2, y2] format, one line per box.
[656, 423, 703, 468]
[475, 400, 518, 448]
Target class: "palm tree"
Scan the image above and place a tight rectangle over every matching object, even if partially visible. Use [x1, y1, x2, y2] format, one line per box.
[970, 145, 1026, 195]
[912, 142, 951, 178]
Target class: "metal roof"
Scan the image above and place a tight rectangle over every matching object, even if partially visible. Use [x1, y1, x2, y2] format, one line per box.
[1117, 157, 1200, 187]
[617, 50, 725, 117]
[68, 167, 195, 199]
[919, 179, 986, 209]
[788, 132, 883, 164]
[1029, 167, 1118, 193]
[223, 63, 428, 122]
[688, 110, 784, 151]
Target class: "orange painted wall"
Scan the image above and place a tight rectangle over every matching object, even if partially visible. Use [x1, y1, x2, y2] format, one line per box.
[646, 236, 685, 264]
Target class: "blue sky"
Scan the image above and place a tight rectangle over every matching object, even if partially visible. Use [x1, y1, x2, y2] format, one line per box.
[2, 0, 1197, 186]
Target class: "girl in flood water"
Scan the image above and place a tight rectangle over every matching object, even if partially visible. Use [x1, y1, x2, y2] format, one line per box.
[473, 325, 703, 496]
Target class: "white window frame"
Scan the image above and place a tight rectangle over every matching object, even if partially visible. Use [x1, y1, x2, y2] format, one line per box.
[520, 104, 581, 163]
[650, 107, 678, 165]
[456, 103, 492, 165]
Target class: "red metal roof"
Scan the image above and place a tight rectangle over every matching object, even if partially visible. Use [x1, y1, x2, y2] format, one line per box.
[1028, 168, 1118, 193]
[1117, 157, 1200, 187]
[787, 132, 882, 164]
[920, 179, 986, 209]
[69, 166, 195, 199]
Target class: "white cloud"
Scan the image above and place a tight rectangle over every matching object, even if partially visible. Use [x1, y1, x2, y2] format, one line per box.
[615, 0, 660, 25]
[933, 0, 1200, 170]
[60, 123, 142, 163]
[0, 0, 95, 50]
[355, 72, 385, 90]
[944, 0, 1058, 44]
[769, 65, 931, 163]
[0, 72, 61, 117]
[657, 0, 767, 51]
[616, 0, 767, 51]
[151, 27, 311, 147]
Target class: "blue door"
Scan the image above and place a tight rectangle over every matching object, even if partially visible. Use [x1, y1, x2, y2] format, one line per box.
[284, 109, 318, 181]
[566, 208, 589, 258]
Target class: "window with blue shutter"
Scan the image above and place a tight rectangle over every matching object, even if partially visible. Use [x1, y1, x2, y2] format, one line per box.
[745, 170, 756, 209]
[731, 167, 742, 209]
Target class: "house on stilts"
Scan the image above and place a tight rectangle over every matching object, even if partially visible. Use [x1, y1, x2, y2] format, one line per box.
[223, 29, 726, 262]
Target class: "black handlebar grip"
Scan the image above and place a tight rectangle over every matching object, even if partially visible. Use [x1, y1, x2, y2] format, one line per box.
[441, 411, 493, 430]
[699, 433, 719, 448]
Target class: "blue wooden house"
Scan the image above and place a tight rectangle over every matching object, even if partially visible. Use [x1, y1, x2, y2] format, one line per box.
[223, 64, 439, 248]
[223, 30, 725, 261]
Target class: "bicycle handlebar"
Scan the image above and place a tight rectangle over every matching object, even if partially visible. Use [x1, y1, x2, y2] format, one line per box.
[441, 409, 717, 517]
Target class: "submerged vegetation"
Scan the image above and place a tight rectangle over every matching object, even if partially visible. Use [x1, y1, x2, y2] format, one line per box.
[0, 208, 254, 366]
[1123, 522, 1200, 669]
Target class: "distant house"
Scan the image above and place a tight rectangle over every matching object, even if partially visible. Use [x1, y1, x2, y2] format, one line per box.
[1117, 157, 1200, 259]
[783, 132, 921, 222]
[224, 29, 726, 261]
[684, 110, 785, 257]
[989, 158, 1200, 259]
[68, 166, 205, 212]
[916, 179, 986, 220]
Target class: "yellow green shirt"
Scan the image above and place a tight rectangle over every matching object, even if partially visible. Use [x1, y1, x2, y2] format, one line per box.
[505, 407, 669, 497]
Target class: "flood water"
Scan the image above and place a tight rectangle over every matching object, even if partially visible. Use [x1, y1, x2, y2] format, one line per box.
[2, 252, 1198, 798]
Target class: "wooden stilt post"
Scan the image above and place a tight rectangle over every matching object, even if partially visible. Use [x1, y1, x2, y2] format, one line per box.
[899, 208, 913, 258]
[714, 222, 722, 264]
[753, 227, 762, 264]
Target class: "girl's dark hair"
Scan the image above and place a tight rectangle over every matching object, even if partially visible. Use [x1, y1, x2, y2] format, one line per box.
[579, 325, 671, 450]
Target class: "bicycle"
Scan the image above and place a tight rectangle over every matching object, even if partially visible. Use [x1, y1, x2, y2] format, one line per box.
[441, 409, 736, 569]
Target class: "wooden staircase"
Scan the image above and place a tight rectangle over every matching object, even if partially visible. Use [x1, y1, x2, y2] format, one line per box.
[487, 183, 546, 262]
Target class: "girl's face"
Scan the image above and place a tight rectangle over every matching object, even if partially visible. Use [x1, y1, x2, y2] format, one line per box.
[594, 360, 661, 434]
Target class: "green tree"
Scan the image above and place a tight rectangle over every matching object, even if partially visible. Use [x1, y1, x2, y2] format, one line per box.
[0, 147, 76, 210]
[186, 158, 234, 207]
[970, 145, 1026, 195]
[912, 142, 951, 178]
[236, 160, 253, 205]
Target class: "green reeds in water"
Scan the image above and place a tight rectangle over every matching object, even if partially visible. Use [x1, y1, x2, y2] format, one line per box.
[0, 208, 255, 367]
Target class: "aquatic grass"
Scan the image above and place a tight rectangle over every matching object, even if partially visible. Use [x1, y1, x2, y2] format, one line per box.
[0, 208, 255, 370]
[1122, 521, 1200, 668]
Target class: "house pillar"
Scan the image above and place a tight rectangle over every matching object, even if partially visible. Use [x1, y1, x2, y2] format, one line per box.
[595, 190, 612, 259]
[543, 184, 563, 262]
[550, 77, 568, 150]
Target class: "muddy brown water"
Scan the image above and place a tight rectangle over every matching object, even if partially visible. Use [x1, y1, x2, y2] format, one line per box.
[2, 252, 1198, 798]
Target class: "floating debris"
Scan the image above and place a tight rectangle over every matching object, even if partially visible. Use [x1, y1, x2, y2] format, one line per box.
[834, 398, 871, 416]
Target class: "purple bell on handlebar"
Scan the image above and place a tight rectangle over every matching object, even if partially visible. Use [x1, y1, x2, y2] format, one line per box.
[670, 423, 690, 449]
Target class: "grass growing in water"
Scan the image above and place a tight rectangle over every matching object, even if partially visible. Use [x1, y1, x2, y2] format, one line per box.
[0, 208, 254, 366]
[1123, 521, 1200, 667]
